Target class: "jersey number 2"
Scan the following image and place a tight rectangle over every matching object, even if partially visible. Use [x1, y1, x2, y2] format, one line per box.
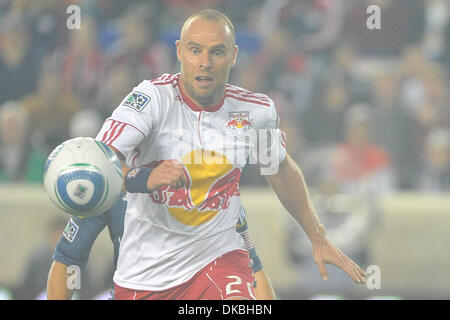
[225, 275, 242, 295]
[225, 275, 256, 299]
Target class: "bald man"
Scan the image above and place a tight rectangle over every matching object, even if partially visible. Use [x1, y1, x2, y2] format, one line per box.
[95, 9, 366, 300]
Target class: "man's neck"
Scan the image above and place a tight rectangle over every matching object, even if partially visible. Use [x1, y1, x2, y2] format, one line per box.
[178, 75, 224, 110]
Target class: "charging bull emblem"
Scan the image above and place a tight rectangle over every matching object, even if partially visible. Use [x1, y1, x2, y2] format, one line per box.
[226, 112, 252, 136]
[147, 150, 241, 226]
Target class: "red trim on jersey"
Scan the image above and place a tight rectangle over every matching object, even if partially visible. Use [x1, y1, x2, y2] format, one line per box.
[225, 93, 271, 107]
[150, 74, 174, 83]
[281, 131, 287, 149]
[108, 123, 126, 145]
[226, 85, 268, 96]
[153, 80, 177, 86]
[177, 76, 225, 112]
[102, 118, 146, 140]
[152, 75, 164, 82]
[101, 120, 117, 143]
[102, 120, 121, 145]
[226, 89, 269, 103]
[150, 74, 178, 86]
[225, 86, 269, 102]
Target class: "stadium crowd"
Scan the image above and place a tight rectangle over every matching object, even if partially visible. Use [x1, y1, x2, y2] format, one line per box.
[0, 0, 449, 192]
[0, 0, 449, 299]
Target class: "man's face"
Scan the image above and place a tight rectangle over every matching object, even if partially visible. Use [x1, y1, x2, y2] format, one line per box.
[176, 17, 238, 107]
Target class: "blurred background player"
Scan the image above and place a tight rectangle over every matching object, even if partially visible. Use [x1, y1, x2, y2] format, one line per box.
[47, 192, 125, 300]
[47, 196, 275, 300]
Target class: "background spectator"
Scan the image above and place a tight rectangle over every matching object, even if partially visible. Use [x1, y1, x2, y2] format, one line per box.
[22, 57, 82, 151]
[13, 217, 68, 300]
[330, 104, 394, 195]
[0, 100, 46, 183]
[0, 12, 42, 105]
[419, 127, 450, 192]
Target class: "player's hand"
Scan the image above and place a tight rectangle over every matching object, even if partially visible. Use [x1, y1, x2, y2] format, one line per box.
[147, 160, 186, 191]
[312, 237, 367, 284]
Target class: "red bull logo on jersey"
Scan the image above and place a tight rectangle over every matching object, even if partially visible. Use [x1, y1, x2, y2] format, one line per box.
[226, 112, 252, 136]
[149, 150, 241, 226]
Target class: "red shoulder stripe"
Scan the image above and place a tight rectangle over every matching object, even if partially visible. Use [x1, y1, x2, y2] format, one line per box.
[226, 85, 270, 101]
[152, 79, 178, 86]
[149, 76, 164, 83]
[226, 88, 269, 103]
[102, 119, 146, 139]
[101, 120, 116, 143]
[149, 73, 175, 83]
[102, 120, 120, 145]
[226, 84, 265, 96]
[108, 123, 127, 146]
[151, 74, 178, 86]
[225, 94, 271, 107]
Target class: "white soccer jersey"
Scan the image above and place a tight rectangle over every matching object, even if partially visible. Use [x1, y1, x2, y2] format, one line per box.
[96, 73, 287, 291]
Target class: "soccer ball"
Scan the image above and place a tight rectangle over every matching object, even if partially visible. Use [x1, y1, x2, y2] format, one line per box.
[43, 137, 123, 217]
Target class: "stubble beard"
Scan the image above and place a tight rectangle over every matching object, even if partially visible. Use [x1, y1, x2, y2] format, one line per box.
[184, 78, 226, 108]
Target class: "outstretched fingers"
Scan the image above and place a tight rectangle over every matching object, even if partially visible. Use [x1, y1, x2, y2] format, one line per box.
[335, 248, 367, 283]
[315, 259, 329, 281]
[337, 254, 366, 284]
[319, 244, 367, 284]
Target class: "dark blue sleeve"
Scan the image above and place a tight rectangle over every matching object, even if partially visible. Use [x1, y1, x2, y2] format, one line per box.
[248, 248, 263, 273]
[235, 207, 264, 273]
[105, 193, 127, 268]
[52, 213, 107, 269]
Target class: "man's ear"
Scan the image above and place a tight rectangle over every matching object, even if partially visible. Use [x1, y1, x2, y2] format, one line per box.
[231, 44, 239, 68]
[175, 40, 182, 62]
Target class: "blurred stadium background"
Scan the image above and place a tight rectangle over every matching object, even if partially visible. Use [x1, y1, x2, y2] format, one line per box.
[0, 0, 449, 300]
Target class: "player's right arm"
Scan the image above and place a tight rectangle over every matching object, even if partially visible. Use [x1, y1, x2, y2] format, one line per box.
[110, 145, 185, 192]
[97, 80, 184, 193]
[47, 214, 107, 299]
[47, 261, 73, 299]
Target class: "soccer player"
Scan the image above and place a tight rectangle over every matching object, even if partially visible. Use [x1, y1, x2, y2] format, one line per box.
[97, 9, 366, 300]
[47, 192, 126, 300]
[47, 195, 275, 300]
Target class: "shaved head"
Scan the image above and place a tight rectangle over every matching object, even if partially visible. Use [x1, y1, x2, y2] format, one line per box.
[181, 9, 235, 46]
[176, 9, 238, 108]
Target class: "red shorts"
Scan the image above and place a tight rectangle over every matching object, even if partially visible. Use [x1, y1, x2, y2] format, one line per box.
[114, 250, 256, 300]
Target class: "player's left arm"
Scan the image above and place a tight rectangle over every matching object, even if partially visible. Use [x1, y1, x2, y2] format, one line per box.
[47, 261, 74, 300]
[236, 208, 275, 300]
[47, 213, 108, 299]
[265, 153, 367, 284]
[253, 269, 275, 300]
